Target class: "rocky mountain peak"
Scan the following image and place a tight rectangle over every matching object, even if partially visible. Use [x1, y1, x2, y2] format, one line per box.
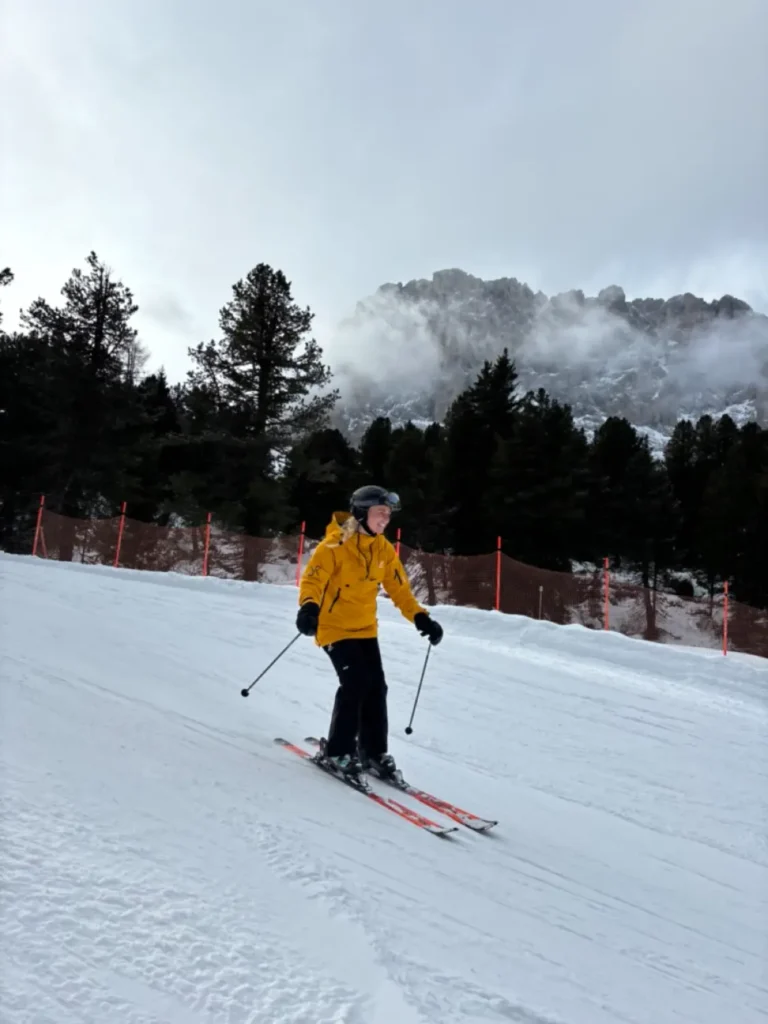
[326, 270, 767, 453]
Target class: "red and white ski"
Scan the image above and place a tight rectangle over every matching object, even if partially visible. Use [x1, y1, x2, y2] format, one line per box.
[304, 737, 498, 833]
[273, 738, 458, 839]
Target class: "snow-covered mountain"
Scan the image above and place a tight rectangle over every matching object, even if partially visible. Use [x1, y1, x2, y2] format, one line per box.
[326, 270, 768, 453]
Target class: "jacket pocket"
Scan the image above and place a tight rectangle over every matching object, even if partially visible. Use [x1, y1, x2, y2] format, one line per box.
[328, 588, 341, 613]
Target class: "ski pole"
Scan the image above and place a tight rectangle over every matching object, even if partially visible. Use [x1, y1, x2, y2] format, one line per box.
[404, 643, 432, 735]
[240, 633, 301, 697]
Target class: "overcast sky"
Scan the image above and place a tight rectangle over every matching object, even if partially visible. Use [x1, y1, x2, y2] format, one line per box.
[2, 0, 767, 382]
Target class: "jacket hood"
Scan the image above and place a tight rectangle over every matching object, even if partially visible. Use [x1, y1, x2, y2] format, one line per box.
[324, 510, 352, 542]
[323, 510, 378, 547]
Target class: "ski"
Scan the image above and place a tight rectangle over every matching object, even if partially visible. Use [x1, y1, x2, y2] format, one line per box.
[273, 738, 458, 838]
[305, 737, 497, 833]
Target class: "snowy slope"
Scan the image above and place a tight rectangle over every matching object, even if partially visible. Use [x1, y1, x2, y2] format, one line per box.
[1, 553, 766, 1024]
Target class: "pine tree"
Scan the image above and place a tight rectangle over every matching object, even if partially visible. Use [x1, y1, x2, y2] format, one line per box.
[622, 448, 679, 636]
[586, 417, 680, 634]
[664, 419, 699, 565]
[436, 350, 521, 553]
[0, 266, 13, 326]
[358, 416, 393, 484]
[383, 421, 443, 550]
[126, 372, 185, 524]
[487, 389, 589, 571]
[22, 251, 139, 377]
[665, 413, 739, 573]
[15, 253, 144, 530]
[735, 423, 768, 607]
[185, 263, 338, 534]
[697, 422, 768, 605]
[586, 416, 645, 561]
[0, 328, 55, 547]
[283, 427, 358, 537]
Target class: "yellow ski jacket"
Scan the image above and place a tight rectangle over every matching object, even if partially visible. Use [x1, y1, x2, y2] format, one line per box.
[298, 511, 425, 647]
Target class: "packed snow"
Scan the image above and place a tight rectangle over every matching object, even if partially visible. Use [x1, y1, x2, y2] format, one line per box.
[1, 552, 766, 1024]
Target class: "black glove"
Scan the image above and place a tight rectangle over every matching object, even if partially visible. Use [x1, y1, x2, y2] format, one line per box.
[414, 611, 443, 646]
[296, 602, 320, 636]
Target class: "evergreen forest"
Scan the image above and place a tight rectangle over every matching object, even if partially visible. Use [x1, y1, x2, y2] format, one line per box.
[1, 253, 766, 610]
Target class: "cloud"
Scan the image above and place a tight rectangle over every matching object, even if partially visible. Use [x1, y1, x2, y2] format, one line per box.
[2, 0, 766, 390]
[322, 271, 768, 432]
[140, 294, 196, 335]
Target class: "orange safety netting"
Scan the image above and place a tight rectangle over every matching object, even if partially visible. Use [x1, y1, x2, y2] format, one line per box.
[31, 509, 768, 659]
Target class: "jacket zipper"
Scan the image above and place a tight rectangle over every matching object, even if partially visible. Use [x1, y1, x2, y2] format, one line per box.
[356, 534, 373, 579]
[328, 588, 341, 613]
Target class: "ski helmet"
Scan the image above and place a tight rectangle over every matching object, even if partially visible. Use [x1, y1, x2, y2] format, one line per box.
[350, 485, 400, 528]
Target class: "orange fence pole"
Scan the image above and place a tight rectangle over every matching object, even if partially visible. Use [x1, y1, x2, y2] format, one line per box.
[32, 495, 45, 556]
[396, 527, 402, 558]
[495, 536, 502, 611]
[23, 501, 768, 659]
[295, 521, 306, 586]
[202, 512, 212, 576]
[113, 502, 127, 568]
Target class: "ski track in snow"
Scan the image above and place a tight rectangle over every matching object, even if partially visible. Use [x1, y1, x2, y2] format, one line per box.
[1, 552, 767, 1024]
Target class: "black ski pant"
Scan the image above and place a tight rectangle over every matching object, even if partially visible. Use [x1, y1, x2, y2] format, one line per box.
[323, 637, 388, 759]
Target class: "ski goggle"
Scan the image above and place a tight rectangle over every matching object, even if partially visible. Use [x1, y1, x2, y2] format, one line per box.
[354, 490, 401, 511]
[364, 491, 400, 511]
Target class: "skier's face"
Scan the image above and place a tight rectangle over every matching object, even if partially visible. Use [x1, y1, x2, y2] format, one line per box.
[366, 505, 391, 534]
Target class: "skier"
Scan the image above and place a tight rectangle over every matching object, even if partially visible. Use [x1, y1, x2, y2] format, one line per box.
[295, 485, 443, 781]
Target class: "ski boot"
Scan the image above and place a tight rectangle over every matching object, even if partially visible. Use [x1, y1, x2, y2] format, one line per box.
[361, 751, 404, 786]
[314, 739, 364, 781]
[326, 752, 364, 779]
